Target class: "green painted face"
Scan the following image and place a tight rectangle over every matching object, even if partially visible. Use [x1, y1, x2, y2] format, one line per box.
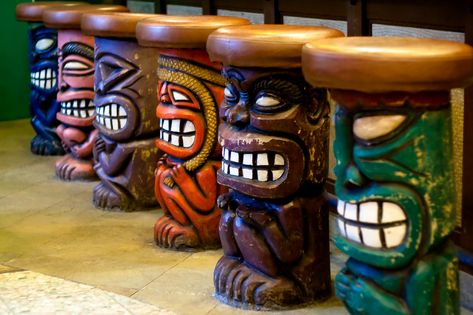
[334, 104, 456, 269]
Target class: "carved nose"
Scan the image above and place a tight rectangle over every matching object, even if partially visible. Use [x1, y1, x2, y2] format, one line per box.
[343, 164, 366, 188]
[160, 92, 171, 104]
[59, 80, 69, 93]
[225, 102, 249, 126]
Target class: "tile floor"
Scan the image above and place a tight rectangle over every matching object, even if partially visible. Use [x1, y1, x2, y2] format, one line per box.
[0, 119, 470, 314]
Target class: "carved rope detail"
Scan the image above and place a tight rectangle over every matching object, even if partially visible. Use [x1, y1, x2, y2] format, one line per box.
[158, 55, 224, 173]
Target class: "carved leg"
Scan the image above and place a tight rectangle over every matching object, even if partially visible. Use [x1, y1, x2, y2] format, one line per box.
[154, 215, 200, 250]
[93, 181, 130, 211]
[30, 118, 64, 155]
[55, 154, 96, 181]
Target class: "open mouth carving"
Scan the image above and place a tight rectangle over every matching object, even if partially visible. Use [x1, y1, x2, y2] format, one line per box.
[96, 103, 127, 131]
[221, 147, 285, 182]
[337, 200, 407, 249]
[159, 118, 196, 148]
[60, 99, 95, 118]
[30, 68, 56, 90]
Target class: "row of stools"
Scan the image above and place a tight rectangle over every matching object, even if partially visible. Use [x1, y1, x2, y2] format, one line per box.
[15, 2, 473, 314]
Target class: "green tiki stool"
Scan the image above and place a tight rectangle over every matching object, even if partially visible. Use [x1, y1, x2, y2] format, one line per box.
[136, 15, 250, 250]
[81, 12, 164, 211]
[207, 24, 344, 309]
[15, 2, 85, 156]
[302, 37, 473, 314]
[43, 4, 128, 181]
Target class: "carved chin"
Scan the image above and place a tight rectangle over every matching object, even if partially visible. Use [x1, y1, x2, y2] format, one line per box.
[336, 200, 408, 249]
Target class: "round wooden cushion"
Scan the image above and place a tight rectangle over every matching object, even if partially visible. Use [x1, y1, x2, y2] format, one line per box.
[82, 12, 159, 38]
[136, 15, 251, 49]
[43, 5, 128, 29]
[302, 36, 473, 92]
[16, 2, 85, 22]
[207, 24, 344, 68]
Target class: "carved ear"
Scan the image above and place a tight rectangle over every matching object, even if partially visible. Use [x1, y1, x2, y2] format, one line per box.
[96, 53, 139, 94]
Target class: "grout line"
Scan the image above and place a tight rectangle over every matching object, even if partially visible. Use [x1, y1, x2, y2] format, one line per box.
[204, 304, 218, 315]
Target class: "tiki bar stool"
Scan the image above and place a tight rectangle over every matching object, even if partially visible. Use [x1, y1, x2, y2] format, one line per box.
[81, 12, 164, 211]
[16, 2, 85, 156]
[302, 37, 473, 314]
[206, 24, 344, 310]
[136, 15, 250, 250]
[43, 4, 128, 181]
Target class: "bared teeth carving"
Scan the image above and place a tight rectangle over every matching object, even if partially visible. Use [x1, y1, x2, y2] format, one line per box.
[221, 146, 286, 182]
[336, 200, 407, 249]
[159, 118, 195, 148]
[30, 68, 57, 90]
[95, 103, 127, 131]
[60, 99, 95, 118]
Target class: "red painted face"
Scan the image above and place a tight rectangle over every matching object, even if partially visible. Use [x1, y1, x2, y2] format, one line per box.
[56, 30, 95, 126]
[157, 81, 205, 160]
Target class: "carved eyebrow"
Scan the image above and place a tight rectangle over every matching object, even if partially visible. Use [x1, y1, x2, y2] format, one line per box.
[61, 42, 94, 61]
[253, 78, 304, 103]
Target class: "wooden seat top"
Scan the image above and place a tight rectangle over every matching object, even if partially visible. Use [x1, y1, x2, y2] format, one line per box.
[302, 36, 473, 92]
[82, 12, 158, 38]
[16, 2, 85, 22]
[207, 24, 344, 68]
[43, 5, 128, 29]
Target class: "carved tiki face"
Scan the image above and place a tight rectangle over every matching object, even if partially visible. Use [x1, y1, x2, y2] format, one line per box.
[218, 67, 330, 199]
[94, 38, 158, 140]
[29, 24, 58, 108]
[56, 30, 95, 125]
[156, 50, 225, 168]
[333, 93, 456, 269]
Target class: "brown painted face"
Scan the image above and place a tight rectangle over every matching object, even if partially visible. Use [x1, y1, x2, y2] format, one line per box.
[93, 38, 158, 141]
[56, 30, 95, 126]
[217, 67, 330, 199]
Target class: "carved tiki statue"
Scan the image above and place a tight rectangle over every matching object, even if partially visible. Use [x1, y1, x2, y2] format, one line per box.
[82, 13, 162, 211]
[16, 3, 84, 155]
[302, 37, 473, 314]
[43, 5, 128, 181]
[136, 16, 250, 250]
[207, 25, 344, 309]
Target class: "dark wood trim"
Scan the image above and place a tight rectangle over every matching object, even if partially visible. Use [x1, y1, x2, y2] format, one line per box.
[263, 0, 282, 24]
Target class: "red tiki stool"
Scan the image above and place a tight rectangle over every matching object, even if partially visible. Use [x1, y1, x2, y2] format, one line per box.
[82, 12, 164, 211]
[43, 4, 128, 181]
[136, 16, 250, 250]
[16, 2, 85, 156]
[207, 25, 344, 309]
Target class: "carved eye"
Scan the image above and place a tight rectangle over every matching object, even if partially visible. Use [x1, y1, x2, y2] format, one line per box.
[353, 115, 407, 141]
[172, 90, 190, 102]
[255, 95, 280, 107]
[254, 92, 285, 112]
[224, 85, 238, 105]
[63, 61, 91, 71]
[35, 38, 54, 51]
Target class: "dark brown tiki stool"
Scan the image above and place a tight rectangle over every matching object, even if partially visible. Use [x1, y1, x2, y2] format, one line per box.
[207, 24, 344, 310]
[16, 2, 85, 156]
[302, 36, 473, 315]
[43, 4, 128, 181]
[136, 16, 250, 250]
[81, 12, 164, 211]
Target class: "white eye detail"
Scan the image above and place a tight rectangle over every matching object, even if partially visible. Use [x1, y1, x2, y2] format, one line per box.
[353, 115, 407, 140]
[255, 96, 280, 107]
[63, 61, 90, 71]
[35, 38, 54, 51]
[224, 87, 234, 98]
[172, 90, 190, 101]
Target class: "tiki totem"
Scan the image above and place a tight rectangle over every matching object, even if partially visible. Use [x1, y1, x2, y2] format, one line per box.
[136, 16, 250, 250]
[207, 25, 344, 309]
[302, 37, 473, 314]
[43, 5, 128, 181]
[16, 3, 84, 155]
[82, 13, 162, 211]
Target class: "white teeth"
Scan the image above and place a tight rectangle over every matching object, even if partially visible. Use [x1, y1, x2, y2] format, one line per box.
[346, 223, 361, 243]
[229, 166, 239, 176]
[257, 153, 269, 166]
[89, 109, 95, 117]
[359, 202, 378, 223]
[361, 227, 382, 248]
[105, 118, 111, 129]
[162, 119, 169, 130]
[160, 120, 163, 128]
[120, 118, 127, 128]
[230, 152, 239, 163]
[381, 202, 406, 223]
[384, 225, 406, 248]
[171, 119, 180, 132]
[338, 219, 346, 237]
[242, 168, 253, 179]
[45, 80, 51, 89]
[337, 201, 345, 216]
[345, 203, 358, 221]
[274, 154, 284, 166]
[40, 70, 45, 79]
[243, 154, 252, 165]
[46, 69, 51, 77]
[80, 110, 86, 118]
[67, 109, 72, 115]
[182, 135, 194, 148]
[257, 170, 268, 181]
[272, 169, 284, 180]
[105, 106, 110, 116]
[112, 119, 118, 130]
[111, 104, 117, 116]
[171, 135, 179, 146]
[80, 100, 86, 108]
[119, 106, 126, 116]
[224, 148, 229, 160]
[223, 162, 229, 174]
[163, 132, 170, 142]
[184, 121, 195, 133]
[73, 110, 78, 117]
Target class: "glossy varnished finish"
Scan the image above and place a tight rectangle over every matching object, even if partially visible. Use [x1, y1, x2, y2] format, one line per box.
[43, 5, 128, 29]
[207, 24, 342, 309]
[81, 12, 159, 38]
[15, 2, 85, 22]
